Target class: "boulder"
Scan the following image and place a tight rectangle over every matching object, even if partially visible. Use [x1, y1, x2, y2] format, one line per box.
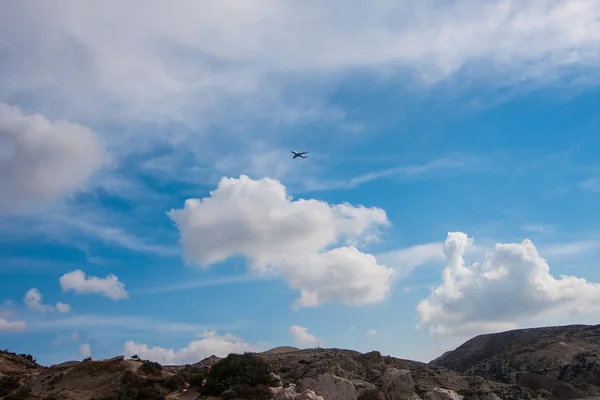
[353, 379, 380, 400]
[273, 387, 325, 400]
[297, 389, 325, 400]
[481, 393, 503, 400]
[269, 372, 284, 387]
[423, 388, 463, 400]
[275, 387, 299, 400]
[299, 373, 358, 400]
[381, 368, 421, 400]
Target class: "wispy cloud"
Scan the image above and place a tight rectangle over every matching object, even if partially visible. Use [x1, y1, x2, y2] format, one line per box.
[539, 240, 600, 257]
[132, 274, 272, 295]
[522, 223, 556, 234]
[0, 206, 178, 257]
[303, 156, 479, 192]
[26, 314, 237, 334]
[579, 178, 600, 192]
[3, 1, 600, 128]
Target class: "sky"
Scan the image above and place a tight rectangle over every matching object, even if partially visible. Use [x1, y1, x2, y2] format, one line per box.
[2, 0, 600, 366]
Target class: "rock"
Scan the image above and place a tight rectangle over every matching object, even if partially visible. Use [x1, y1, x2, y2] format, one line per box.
[269, 371, 284, 387]
[423, 387, 463, 400]
[381, 368, 421, 400]
[353, 380, 380, 400]
[481, 393, 503, 400]
[299, 373, 358, 400]
[274, 387, 325, 400]
[275, 387, 299, 400]
[357, 387, 381, 400]
[221, 388, 237, 399]
[297, 389, 325, 400]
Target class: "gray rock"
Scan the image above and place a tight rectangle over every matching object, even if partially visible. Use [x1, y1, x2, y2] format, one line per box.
[297, 389, 325, 400]
[269, 371, 284, 387]
[481, 393, 503, 400]
[381, 368, 421, 400]
[423, 387, 463, 400]
[353, 379, 380, 400]
[299, 373, 358, 400]
[274, 387, 299, 400]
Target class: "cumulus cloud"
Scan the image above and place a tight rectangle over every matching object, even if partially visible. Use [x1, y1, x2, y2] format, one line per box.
[365, 329, 378, 336]
[124, 330, 264, 365]
[2, 1, 600, 126]
[0, 318, 26, 332]
[289, 325, 319, 348]
[24, 288, 54, 313]
[167, 175, 397, 309]
[59, 270, 128, 300]
[56, 302, 71, 313]
[417, 232, 600, 339]
[0, 103, 105, 212]
[24, 288, 71, 313]
[79, 343, 92, 359]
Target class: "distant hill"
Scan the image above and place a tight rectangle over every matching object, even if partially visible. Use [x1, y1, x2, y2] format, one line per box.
[429, 324, 600, 400]
[261, 346, 300, 355]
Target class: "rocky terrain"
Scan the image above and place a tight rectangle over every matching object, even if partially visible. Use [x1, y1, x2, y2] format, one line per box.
[429, 324, 600, 400]
[0, 324, 599, 400]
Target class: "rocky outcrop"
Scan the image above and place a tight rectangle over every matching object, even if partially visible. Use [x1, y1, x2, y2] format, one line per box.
[298, 372, 358, 400]
[429, 324, 600, 399]
[381, 367, 421, 400]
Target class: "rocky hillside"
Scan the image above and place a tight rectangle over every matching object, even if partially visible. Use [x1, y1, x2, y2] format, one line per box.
[429, 324, 600, 400]
[2, 324, 600, 400]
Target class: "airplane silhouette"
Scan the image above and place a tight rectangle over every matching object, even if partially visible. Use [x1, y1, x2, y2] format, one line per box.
[291, 151, 309, 159]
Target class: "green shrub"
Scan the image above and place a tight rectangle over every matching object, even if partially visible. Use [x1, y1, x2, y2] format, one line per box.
[223, 383, 272, 400]
[189, 373, 205, 388]
[139, 360, 163, 375]
[162, 374, 186, 391]
[202, 352, 272, 396]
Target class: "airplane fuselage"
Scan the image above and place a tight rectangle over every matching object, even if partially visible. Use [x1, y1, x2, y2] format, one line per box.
[292, 151, 309, 159]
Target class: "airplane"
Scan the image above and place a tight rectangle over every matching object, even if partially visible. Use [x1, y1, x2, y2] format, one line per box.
[291, 151, 309, 159]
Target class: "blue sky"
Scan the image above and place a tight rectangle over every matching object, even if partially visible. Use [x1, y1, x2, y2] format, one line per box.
[2, 0, 600, 366]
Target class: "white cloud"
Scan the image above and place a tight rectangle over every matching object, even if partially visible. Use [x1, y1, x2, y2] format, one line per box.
[2, 1, 600, 127]
[124, 330, 264, 365]
[289, 325, 319, 348]
[579, 177, 600, 192]
[56, 302, 71, 313]
[365, 329, 378, 336]
[0, 318, 26, 332]
[79, 343, 92, 359]
[376, 239, 488, 279]
[24, 288, 72, 314]
[167, 175, 397, 309]
[417, 232, 600, 340]
[24, 288, 54, 313]
[0, 103, 106, 212]
[59, 269, 128, 300]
